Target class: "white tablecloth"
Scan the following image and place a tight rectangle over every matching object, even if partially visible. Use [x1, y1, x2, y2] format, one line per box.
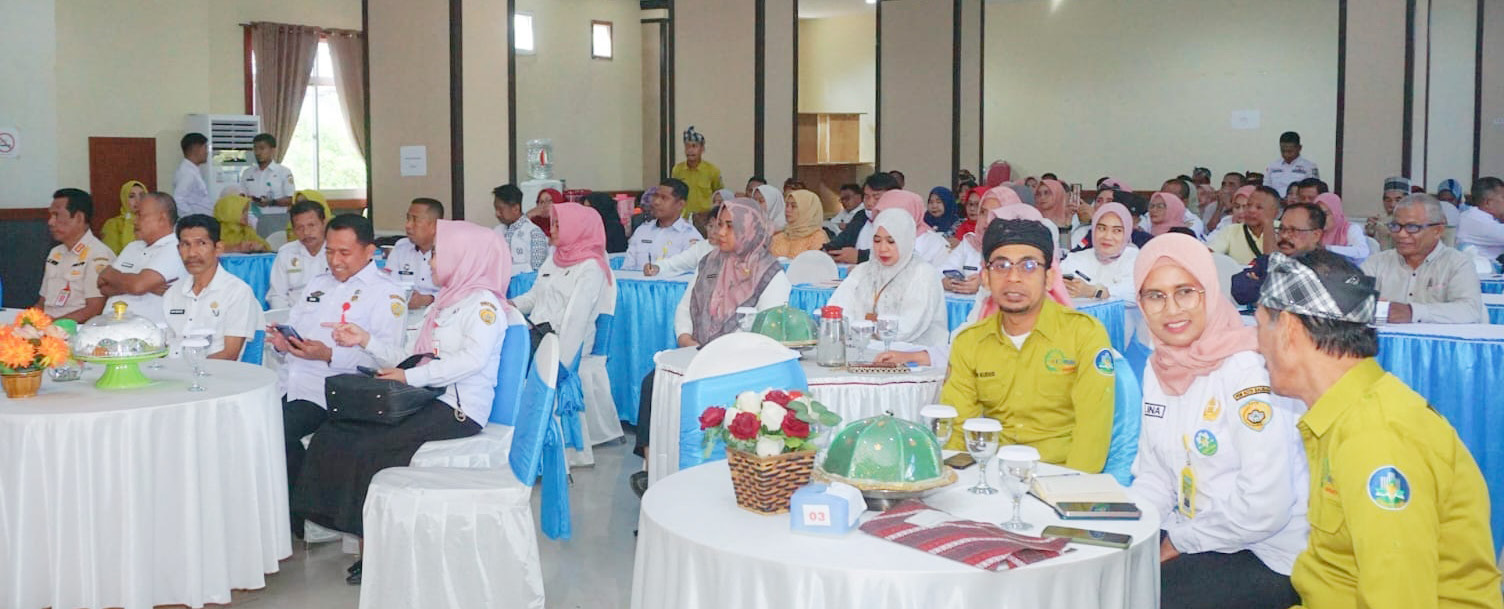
[0, 359, 290, 609]
[648, 346, 946, 485]
[632, 460, 1160, 609]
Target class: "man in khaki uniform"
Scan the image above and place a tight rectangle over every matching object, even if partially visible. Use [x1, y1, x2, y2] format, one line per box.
[36, 188, 114, 322]
[1255, 249, 1501, 609]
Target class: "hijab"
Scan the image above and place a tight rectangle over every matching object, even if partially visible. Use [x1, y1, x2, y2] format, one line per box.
[1132, 233, 1257, 396]
[103, 180, 145, 254]
[984, 161, 1011, 188]
[1090, 202, 1133, 264]
[1148, 192, 1188, 236]
[1036, 179, 1071, 226]
[713, 188, 736, 206]
[287, 190, 333, 240]
[754, 184, 788, 232]
[868, 208, 919, 287]
[212, 193, 270, 250]
[782, 189, 825, 240]
[1438, 179, 1464, 203]
[532, 188, 564, 238]
[539, 188, 564, 207]
[415, 220, 512, 354]
[1313, 192, 1351, 246]
[924, 187, 960, 233]
[583, 192, 630, 253]
[549, 202, 613, 283]
[875, 189, 931, 235]
[1099, 177, 1129, 191]
[963, 186, 1025, 251]
[689, 198, 782, 345]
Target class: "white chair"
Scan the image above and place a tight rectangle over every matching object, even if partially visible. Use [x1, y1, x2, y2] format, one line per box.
[266, 230, 289, 250]
[409, 307, 529, 469]
[786, 250, 840, 284]
[1211, 253, 1244, 300]
[1366, 236, 1382, 255]
[580, 276, 623, 449]
[260, 308, 290, 372]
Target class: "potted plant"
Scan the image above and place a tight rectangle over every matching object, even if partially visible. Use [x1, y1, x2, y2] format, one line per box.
[699, 388, 841, 514]
[0, 309, 73, 398]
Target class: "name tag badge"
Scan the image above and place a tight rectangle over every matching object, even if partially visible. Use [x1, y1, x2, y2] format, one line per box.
[962, 266, 978, 272]
[306, 295, 322, 303]
[642, 239, 654, 245]
[121, 262, 136, 269]
[169, 308, 186, 315]
[52, 286, 71, 307]
[1144, 403, 1166, 418]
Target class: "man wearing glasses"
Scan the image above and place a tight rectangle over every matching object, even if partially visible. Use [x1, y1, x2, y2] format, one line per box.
[1360, 194, 1484, 324]
[940, 219, 1116, 474]
[1230, 202, 1328, 306]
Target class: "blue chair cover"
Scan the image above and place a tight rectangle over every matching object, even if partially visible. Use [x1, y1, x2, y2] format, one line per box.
[238, 330, 265, 365]
[508, 363, 570, 540]
[1102, 349, 1141, 486]
[507, 271, 538, 299]
[488, 323, 531, 426]
[591, 314, 614, 356]
[557, 353, 586, 451]
[677, 358, 809, 470]
[219, 254, 276, 310]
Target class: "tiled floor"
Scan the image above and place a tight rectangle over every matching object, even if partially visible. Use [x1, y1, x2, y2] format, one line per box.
[228, 435, 642, 609]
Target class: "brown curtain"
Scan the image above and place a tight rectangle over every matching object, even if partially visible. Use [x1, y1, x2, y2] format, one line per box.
[325, 30, 367, 158]
[250, 22, 320, 162]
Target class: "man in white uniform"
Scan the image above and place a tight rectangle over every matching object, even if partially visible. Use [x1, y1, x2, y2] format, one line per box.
[492, 183, 547, 274]
[37, 188, 114, 322]
[267, 200, 330, 309]
[1265, 131, 1320, 197]
[1361, 195, 1485, 324]
[239, 133, 295, 210]
[173, 132, 213, 217]
[624, 179, 704, 270]
[386, 198, 442, 308]
[163, 214, 264, 360]
[266, 214, 407, 537]
[1458, 176, 1504, 261]
[99, 192, 188, 325]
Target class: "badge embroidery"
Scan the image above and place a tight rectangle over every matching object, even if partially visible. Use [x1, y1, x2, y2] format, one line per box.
[1367, 466, 1410, 510]
[479, 308, 496, 325]
[1233, 386, 1272, 401]
[391, 302, 405, 317]
[1321, 458, 1338, 497]
[1044, 349, 1077, 373]
[1202, 398, 1222, 421]
[1093, 348, 1114, 376]
[1144, 403, 1166, 418]
[1193, 429, 1218, 456]
[1240, 400, 1271, 432]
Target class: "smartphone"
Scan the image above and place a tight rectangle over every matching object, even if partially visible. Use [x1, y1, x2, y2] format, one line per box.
[1053, 502, 1143, 520]
[356, 365, 379, 376]
[942, 269, 966, 281]
[1070, 183, 1083, 197]
[944, 453, 976, 469]
[1041, 525, 1132, 550]
[272, 324, 303, 341]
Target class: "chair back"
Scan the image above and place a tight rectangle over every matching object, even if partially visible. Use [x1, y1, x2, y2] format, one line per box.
[488, 307, 531, 426]
[239, 331, 265, 365]
[1103, 349, 1141, 486]
[1365, 236, 1382, 256]
[589, 276, 618, 356]
[1211, 253, 1243, 300]
[678, 333, 808, 470]
[786, 250, 839, 285]
[266, 231, 289, 250]
[508, 332, 571, 540]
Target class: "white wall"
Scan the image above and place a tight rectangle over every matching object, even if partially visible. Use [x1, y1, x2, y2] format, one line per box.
[982, 0, 1338, 191]
[0, 0, 60, 208]
[798, 13, 875, 164]
[1425, 0, 1478, 189]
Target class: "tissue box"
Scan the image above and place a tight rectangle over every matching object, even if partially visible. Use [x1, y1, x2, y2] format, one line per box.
[789, 482, 865, 536]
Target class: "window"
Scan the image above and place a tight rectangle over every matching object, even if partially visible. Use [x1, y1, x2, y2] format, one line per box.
[591, 21, 613, 60]
[250, 40, 367, 196]
[515, 13, 535, 54]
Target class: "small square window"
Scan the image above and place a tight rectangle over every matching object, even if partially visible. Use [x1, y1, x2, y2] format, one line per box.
[515, 13, 535, 54]
[591, 21, 613, 60]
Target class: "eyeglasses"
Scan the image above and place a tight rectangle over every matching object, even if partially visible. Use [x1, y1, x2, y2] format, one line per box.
[1139, 286, 1205, 314]
[1276, 225, 1322, 236]
[985, 257, 1043, 276]
[1387, 221, 1444, 234]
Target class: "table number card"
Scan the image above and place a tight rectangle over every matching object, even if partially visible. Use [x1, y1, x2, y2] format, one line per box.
[790, 482, 864, 535]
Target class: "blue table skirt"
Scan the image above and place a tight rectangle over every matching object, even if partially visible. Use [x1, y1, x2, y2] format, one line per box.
[1490, 304, 1504, 325]
[605, 278, 690, 425]
[220, 253, 276, 310]
[1482, 279, 1503, 295]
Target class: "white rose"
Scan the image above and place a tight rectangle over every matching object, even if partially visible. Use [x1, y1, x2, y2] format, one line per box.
[760, 402, 788, 431]
[733, 391, 762, 415]
[755, 435, 785, 458]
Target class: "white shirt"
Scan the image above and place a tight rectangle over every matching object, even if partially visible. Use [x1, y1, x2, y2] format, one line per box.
[827, 258, 950, 365]
[1264, 156, 1320, 196]
[1457, 206, 1504, 260]
[1061, 246, 1141, 299]
[173, 158, 213, 217]
[276, 262, 408, 408]
[267, 240, 329, 309]
[513, 259, 609, 366]
[106, 234, 188, 325]
[385, 238, 439, 296]
[624, 218, 704, 271]
[239, 161, 296, 204]
[912, 231, 950, 268]
[1129, 351, 1309, 575]
[652, 239, 715, 277]
[163, 264, 265, 358]
[1360, 244, 1485, 324]
[938, 239, 982, 278]
[365, 290, 506, 424]
[1325, 222, 1372, 266]
[824, 206, 861, 236]
[495, 219, 549, 275]
[673, 271, 793, 337]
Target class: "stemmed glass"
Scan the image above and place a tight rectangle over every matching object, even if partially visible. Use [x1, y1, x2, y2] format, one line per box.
[848, 320, 874, 361]
[186, 329, 214, 376]
[919, 404, 958, 447]
[736, 307, 758, 332]
[182, 337, 210, 392]
[149, 322, 171, 370]
[962, 418, 1003, 495]
[998, 445, 1042, 531]
[875, 315, 899, 352]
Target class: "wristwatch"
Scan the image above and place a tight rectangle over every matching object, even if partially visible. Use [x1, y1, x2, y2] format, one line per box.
[1094, 288, 1105, 299]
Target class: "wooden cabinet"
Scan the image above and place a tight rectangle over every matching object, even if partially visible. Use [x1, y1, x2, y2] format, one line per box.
[796, 112, 871, 218]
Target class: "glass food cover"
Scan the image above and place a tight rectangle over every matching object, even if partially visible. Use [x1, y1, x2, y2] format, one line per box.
[816, 414, 957, 509]
[72, 302, 167, 358]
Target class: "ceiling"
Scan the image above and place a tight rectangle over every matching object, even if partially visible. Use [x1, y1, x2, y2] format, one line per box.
[798, 0, 875, 19]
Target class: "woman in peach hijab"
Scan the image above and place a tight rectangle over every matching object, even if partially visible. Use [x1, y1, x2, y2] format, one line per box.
[770, 189, 829, 257]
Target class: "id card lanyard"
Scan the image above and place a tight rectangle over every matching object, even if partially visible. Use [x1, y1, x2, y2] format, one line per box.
[1178, 434, 1197, 520]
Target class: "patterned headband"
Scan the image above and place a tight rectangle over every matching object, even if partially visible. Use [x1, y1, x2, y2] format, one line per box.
[684, 125, 705, 144]
[1258, 253, 1378, 324]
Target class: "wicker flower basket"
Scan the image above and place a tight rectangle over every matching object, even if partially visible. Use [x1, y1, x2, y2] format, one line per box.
[726, 448, 817, 514]
[1, 370, 43, 399]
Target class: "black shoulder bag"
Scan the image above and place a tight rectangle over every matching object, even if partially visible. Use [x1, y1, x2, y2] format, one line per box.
[325, 353, 446, 426]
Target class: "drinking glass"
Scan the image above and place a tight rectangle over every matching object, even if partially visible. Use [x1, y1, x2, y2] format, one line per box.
[182, 338, 210, 392]
[847, 320, 874, 361]
[998, 445, 1042, 531]
[919, 404, 958, 447]
[962, 418, 1003, 495]
[736, 307, 759, 332]
[875, 315, 900, 352]
[186, 329, 214, 376]
[149, 322, 171, 370]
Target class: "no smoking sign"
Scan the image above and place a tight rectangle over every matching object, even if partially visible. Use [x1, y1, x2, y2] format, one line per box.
[0, 127, 18, 158]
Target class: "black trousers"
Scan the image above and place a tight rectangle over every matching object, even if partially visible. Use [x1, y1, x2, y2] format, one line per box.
[283, 398, 329, 496]
[1161, 547, 1301, 609]
[633, 370, 655, 459]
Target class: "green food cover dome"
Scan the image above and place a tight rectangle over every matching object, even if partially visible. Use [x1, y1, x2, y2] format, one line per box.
[752, 305, 818, 345]
[817, 414, 954, 492]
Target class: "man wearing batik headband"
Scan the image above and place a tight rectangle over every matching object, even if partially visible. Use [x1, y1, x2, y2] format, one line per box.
[1254, 249, 1500, 609]
[670, 125, 724, 225]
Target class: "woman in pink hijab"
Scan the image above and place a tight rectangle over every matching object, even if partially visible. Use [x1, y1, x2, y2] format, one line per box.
[942, 186, 1025, 295]
[1314, 192, 1372, 264]
[1036, 179, 1072, 227]
[1127, 232, 1306, 609]
[513, 202, 615, 367]
[1148, 192, 1188, 236]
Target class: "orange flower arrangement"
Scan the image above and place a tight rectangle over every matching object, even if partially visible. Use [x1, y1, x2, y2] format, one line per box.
[0, 308, 72, 373]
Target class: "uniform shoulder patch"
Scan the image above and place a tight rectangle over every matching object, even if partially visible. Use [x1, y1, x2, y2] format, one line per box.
[1093, 348, 1115, 376]
[1367, 466, 1410, 510]
[390, 301, 405, 318]
[1233, 385, 1272, 401]
[1239, 400, 1271, 432]
[479, 308, 497, 325]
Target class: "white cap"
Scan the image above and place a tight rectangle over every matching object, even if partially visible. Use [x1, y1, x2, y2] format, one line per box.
[997, 445, 1041, 462]
[920, 404, 958, 419]
[961, 417, 1003, 432]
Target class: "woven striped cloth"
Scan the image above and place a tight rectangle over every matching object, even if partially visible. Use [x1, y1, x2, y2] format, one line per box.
[859, 500, 1069, 571]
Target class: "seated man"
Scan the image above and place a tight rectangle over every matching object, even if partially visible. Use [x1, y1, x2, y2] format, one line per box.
[1366, 176, 1413, 251]
[623, 178, 703, 271]
[1255, 249, 1501, 608]
[387, 198, 443, 308]
[492, 184, 548, 275]
[38, 188, 114, 322]
[163, 214, 264, 360]
[941, 219, 1115, 473]
[822, 183, 864, 237]
[644, 202, 721, 277]
[1231, 203, 1327, 306]
[267, 200, 329, 309]
[1458, 176, 1504, 261]
[1360, 194, 1484, 324]
[1208, 186, 1280, 265]
[99, 191, 188, 325]
[826, 171, 897, 264]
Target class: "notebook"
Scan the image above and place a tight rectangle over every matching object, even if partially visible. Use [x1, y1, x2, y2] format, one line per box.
[1029, 474, 1140, 519]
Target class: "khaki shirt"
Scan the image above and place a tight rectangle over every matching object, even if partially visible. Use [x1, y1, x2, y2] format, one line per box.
[39, 232, 114, 319]
[1360, 245, 1484, 324]
[670, 160, 724, 215]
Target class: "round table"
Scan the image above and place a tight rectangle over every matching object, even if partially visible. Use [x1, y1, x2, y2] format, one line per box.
[1484, 294, 1504, 325]
[0, 359, 291, 609]
[606, 271, 693, 425]
[647, 346, 946, 485]
[632, 460, 1160, 609]
[1481, 275, 1504, 295]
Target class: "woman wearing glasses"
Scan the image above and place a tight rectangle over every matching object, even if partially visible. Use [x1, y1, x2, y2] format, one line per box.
[828, 207, 949, 366]
[1127, 233, 1308, 609]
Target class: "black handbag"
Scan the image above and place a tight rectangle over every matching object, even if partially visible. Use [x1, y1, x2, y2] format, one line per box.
[324, 354, 445, 426]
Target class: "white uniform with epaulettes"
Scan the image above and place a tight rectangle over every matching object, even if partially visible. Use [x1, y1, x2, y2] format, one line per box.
[39, 232, 114, 319]
[162, 264, 265, 359]
[275, 262, 408, 408]
[364, 290, 506, 424]
[385, 238, 439, 296]
[267, 241, 328, 309]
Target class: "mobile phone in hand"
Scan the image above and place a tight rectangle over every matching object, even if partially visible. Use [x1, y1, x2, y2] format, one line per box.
[942, 269, 966, 281]
[356, 365, 379, 376]
[272, 324, 303, 341]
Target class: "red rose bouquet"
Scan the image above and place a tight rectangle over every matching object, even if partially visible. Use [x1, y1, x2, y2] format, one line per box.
[700, 388, 841, 458]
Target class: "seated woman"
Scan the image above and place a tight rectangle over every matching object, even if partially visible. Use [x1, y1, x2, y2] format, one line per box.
[753, 184, 788, 233]
[103, 180, 146, 254]
[1314, 192, 1371, 265]
[877, 190, 951, 268]
[1148, 192, 1189, 237]
[924, 187, 960, 236]
[771, 189, 829, 257]
[299, 219, 510, 584]
[951, 186, 989, 241]
[286, 190, 334, 241]
[1127, 233, 1306, 609]
[830, 208, 948, 367]
[644, 203, 721, 277]
[583, 191, 630, 254]
[527, 187, 563, 237]
[213, 193, 270, 253]
[513, 202, 613, 375]
[1061, 202, 1139, 300]
[941, 186, 1024, 295]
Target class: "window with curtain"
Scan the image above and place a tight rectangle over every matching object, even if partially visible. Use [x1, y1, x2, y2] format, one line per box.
[252, 40, 367, 197]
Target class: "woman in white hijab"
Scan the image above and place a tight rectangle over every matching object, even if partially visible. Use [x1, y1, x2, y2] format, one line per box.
[753, 184, 788, 233]
[828, 208, 949, 367]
